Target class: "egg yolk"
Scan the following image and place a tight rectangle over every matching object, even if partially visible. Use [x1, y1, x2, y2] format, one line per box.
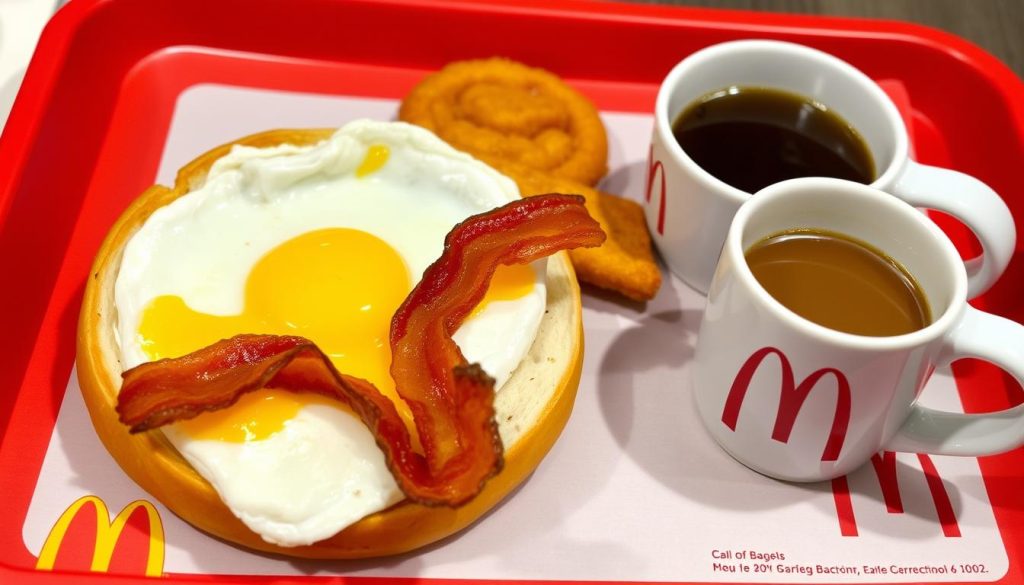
[137, 228, 536, 443]
[355, 144, 390, 177]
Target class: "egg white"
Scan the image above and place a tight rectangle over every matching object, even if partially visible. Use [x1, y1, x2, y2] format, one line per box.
[113, 120, 547, 546]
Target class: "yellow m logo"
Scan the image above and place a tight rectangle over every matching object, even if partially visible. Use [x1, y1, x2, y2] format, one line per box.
[36, 495, 164, 577]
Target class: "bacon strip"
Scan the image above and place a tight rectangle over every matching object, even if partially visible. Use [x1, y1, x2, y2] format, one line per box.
[117, 194, 605, 506]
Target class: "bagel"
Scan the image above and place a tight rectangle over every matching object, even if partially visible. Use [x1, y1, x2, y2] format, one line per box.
[76, 128, 585, 558]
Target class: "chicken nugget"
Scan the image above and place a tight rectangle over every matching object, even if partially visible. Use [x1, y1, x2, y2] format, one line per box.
[400, 58, 608, 187]
[483, 156, 662, 302]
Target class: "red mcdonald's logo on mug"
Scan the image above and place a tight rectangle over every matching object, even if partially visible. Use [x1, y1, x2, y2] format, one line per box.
[721, 346, 851, 461]
[645, 145, 667, 235]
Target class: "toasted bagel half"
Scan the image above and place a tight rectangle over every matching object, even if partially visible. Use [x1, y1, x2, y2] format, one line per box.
[76, 128, 584, 558]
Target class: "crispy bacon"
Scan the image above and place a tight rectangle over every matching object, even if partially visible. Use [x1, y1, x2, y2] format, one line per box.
[116, 194, 605, 506]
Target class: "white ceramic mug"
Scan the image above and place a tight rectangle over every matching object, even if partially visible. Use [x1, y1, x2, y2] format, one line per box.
[645, 39, 1016, 296]
[693, 177, 1024, 482]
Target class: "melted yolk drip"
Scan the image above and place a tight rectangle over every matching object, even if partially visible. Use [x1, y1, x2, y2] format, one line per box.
[355, 145, 390, 177]
[137, 227, 536, 443]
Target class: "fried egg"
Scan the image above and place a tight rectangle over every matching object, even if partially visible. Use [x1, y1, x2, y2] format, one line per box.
[113, 120, 546, 546]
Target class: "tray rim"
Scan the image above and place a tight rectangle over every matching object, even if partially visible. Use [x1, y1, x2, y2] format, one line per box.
[2, 0, 1023, 223]
[2, 0, 1024, 224]
[1, 0, 1023, 584]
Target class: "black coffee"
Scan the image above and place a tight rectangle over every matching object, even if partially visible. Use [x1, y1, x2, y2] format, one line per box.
[672, 86, 875, 193]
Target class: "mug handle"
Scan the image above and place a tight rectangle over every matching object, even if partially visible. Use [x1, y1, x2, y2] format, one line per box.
[891, 160, 1016, 299]
[887, 305, 1024, 456]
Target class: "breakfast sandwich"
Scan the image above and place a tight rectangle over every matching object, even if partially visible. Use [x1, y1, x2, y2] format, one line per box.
[77, 121, 604, 558]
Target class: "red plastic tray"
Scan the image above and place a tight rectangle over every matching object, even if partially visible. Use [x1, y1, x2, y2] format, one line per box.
[2, 0, 1023, 584]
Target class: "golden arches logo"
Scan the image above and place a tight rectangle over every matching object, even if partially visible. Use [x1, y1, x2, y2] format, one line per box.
[35, 495, 164, 577]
